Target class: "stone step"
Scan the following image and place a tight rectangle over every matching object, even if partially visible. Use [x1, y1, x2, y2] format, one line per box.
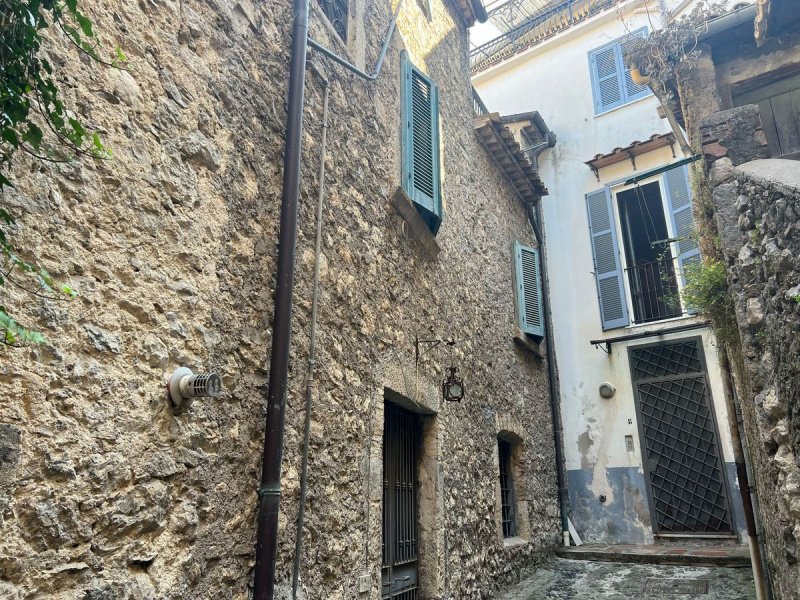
[556, 543, 752, 568]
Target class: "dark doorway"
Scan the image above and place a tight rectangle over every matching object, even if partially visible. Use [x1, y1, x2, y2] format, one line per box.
[616, 182, 681, 323]
[629, 338, 733, 534]
[382, 402, 419, 600]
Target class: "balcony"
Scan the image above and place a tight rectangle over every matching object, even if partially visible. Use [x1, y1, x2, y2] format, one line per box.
[625, 256, 684, 324]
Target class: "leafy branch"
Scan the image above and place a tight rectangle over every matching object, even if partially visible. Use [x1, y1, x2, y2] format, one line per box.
[0, 0, 122, 345]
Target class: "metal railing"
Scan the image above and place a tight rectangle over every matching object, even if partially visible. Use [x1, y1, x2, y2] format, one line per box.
[625, 256, 684, 324]
[472, 87, 489, 116]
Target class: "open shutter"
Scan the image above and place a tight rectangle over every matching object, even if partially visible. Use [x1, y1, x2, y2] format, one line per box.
[514, 242, 544, 338]
[664, 164, 701, 278]
[401, 52, 442, 234]
[589, 45, 623, 113]
[586, 188, 629, 330]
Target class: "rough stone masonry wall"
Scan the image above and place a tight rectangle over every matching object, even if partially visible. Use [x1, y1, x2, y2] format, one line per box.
[0, 1, 559, 599]
[701, 106, 800, 599]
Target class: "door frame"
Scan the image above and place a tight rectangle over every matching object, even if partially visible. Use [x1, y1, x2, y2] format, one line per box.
[627, 335, 734, 535]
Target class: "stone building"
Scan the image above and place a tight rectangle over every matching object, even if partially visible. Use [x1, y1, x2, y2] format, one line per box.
[472, 0, 750, 549]
[0, 0, 560, 599]
[646, 1, 800, 597]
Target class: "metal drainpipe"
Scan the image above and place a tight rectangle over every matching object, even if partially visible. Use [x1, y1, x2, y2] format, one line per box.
[291, 62, 330, 599]
[526, 199, 571, 546]
[253, 0, 309, 597]
[720, 350, 772, 600]
[523, 134, 571, 546]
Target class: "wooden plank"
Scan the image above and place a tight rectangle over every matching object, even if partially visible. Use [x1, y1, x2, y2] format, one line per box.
[735, 73, 800, 106]
[757, 98, 783, 158]
[771, 91, 800, 156]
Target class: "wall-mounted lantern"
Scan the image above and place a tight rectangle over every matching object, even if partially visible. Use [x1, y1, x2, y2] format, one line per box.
[442, 366, 465, 402]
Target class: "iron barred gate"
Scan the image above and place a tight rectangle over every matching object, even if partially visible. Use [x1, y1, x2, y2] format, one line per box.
[629, 338, 733, 534]
[382, 402, 419, 600]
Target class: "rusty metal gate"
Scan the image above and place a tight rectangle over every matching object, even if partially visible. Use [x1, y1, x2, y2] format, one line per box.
[629, 337, 733, 534]
[382, 402, 419, 600]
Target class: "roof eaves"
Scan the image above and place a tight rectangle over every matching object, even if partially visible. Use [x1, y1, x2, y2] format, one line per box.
[474, 113, 549, 204]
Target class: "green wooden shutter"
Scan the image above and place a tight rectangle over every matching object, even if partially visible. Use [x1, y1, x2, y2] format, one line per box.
[586, 188, 629, 330]
[401, 52, 442, 234]
[514, 241, 545, 338]
[664, 164, 701, 278]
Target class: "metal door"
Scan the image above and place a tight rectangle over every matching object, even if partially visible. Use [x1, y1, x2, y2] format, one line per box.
[381, 402, 419, 600]
[630, 337, 733, 534]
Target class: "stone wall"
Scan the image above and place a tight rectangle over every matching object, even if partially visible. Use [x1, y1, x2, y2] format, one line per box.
[0, 1, 559, 599]
[701, 106, 800, 599]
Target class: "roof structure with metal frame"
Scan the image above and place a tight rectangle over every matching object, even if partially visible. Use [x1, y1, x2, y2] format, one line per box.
[470, 0, 622, 73]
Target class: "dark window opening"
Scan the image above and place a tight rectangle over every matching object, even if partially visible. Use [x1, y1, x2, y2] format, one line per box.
[317, 0, 348, 41]
[616, 182, 681, 324]
[498, 439, 517, 538]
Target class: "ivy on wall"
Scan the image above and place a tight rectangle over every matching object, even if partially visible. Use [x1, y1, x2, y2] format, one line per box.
[0, 0, 123, 344]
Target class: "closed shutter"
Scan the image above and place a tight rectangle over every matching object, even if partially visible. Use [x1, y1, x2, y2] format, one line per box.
[589, 45, 623, 113]
[401, 52, 442, 234]
[589, 28, 651, 114]
[620, 33, 649, 100]
[514, 241, 545, 338]
[664, 164, 701, 278]
[586, 188, 629, 330]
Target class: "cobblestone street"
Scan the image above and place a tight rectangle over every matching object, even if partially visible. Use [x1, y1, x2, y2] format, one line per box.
[497, 558, 756, 599]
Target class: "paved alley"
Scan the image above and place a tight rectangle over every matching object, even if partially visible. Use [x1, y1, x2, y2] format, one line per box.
[497, 558, 756, 599]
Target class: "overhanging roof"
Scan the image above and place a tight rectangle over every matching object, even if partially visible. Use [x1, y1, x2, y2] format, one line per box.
[585, 132, 676, 179]
[474, 113, 549, 204]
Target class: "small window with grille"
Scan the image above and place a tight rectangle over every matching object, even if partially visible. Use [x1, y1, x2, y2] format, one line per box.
[317, 0, 349, 41]
[498, 438, 517, 538]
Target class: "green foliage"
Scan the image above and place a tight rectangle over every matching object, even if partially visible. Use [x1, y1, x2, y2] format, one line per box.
[682, 259, 739, 345]
[0, 0, 118, 345]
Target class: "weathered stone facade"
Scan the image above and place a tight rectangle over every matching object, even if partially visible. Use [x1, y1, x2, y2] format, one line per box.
[0, 1, 559, 598]
[700, 107, 800, 599]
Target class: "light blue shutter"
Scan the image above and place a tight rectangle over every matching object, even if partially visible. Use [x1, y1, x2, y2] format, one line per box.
[514, 242, 545, 338]
[586, 188, 629, 330]
[664, 164, 701, 278]
[619, 32, 650, 101]
[401, 52, 442, 234]
[589, 45, 623, 113]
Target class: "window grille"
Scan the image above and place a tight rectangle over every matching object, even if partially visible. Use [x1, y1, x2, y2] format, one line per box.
[498, 439, 517, 538]
[317, 0, 348, 41]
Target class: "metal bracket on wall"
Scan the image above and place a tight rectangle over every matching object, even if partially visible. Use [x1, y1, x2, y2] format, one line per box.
[415, 337, 441, 366]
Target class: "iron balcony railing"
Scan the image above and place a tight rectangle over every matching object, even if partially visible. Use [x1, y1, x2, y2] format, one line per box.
[625, 256, 684, 324]
[473, 87, 489, 116]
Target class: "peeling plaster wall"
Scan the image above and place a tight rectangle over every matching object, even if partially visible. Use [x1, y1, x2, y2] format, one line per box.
[474, 2, 747, 544]
[0, 1, 559, 598]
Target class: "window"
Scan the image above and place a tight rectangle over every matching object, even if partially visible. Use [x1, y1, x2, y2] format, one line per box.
[317, 0, 349, 41]
[401, 52, 442, 234]
[588, 28, 651, 114]
[513, 242, 544, 338]
[585, 164, 699, 330]
[498, 438, 517, 538]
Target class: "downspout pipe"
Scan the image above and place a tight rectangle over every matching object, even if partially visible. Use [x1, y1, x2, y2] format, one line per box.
[308, 0, 404, 81]
[291, 62, 330, 599]
[521, 132, 570, 544]
[720, 351, 771, 600]
[253, 0, 310, 598]
[525, 198, 570, 546]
